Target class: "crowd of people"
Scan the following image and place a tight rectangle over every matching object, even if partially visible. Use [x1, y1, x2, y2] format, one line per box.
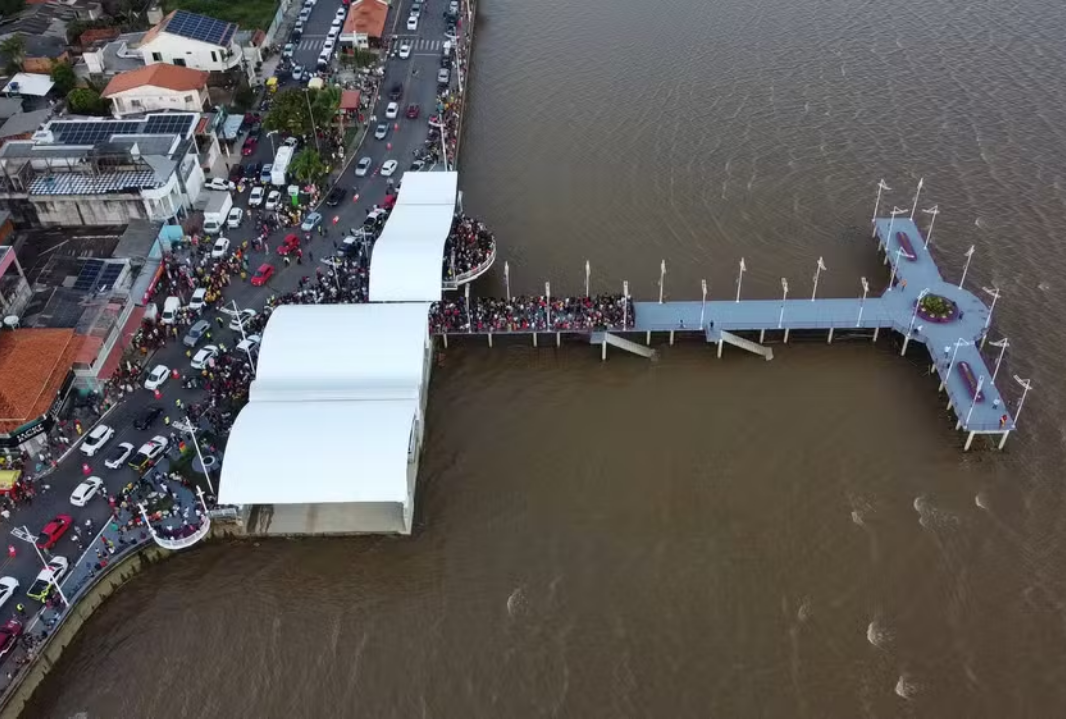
[429, 294, 636, 334]
[444, 215, 496, 281]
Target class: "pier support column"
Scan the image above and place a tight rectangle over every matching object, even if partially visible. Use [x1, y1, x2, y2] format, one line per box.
[783, 328, 790, 344]
[533, 333, 538, 347]
[669, 330, 675, 345]
[964, 431, 976, 451]
[872, 328, 879, 343]
[946, 397, 952, 411]
[601, 340, 607, 362]
[717, 339, 723, 358]
[998, 431, 1010, 450]
[900, 336, 911, 356]
[759, 329, 765, 344]
[827, 328, 835, 344]
[556, 332, 561, 347]
[646, 331, 651, 346]
[488, 333, 493, 348]
[443, 333, 448, 349]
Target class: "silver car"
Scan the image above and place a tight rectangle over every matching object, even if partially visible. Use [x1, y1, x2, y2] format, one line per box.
[354, 157, 372, 176]
[374, 123, 388, 140]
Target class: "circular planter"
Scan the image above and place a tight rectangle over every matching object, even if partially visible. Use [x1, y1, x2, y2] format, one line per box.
[193, 455, 218, 474]
[915, 294, 959, 323]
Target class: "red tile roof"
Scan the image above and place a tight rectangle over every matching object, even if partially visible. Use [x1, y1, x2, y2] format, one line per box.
[340, 89, 361, 110]
[0, 329, 82, 433]
[343, 0, 389, 39]
[102, 64, 210, 98]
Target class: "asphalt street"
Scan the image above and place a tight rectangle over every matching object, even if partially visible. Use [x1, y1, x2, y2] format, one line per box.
[0, 0, 460, 669]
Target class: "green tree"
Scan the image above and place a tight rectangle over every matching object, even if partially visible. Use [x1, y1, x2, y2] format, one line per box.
[0, 0, 26, 19]
[290, 147, 326, 184]
[0, 33, 25, 75]
[50, 60, 77, 96]
[311, 85, 340, 129]
[264, 87, 341, 139]
[67, 87, 110, 116]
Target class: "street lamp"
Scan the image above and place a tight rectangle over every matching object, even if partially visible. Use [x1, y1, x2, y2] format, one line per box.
[266, 129, 278, 157]
[10, 527, 69, 607]
[921, 205, 940, 249]
[181, 417, 215, 495]
[1012, 375, 1032, 424]
[964, 374, 986, 427]
[909, 177, 924, 220]
[427, 118, 449, 171]
[857, 276, 869, 327]
[229, 300, 256, 370]
[811, 257, 826, 301]
[699, 279, 708, 328]
[303, 88, 321, 154]
[939, 338, 969, 392]
[871, 179, 890, 237]
[778, 278, 789, 328]
[909, 289, 929, 335]
[988, 337, 1009, 382]
[981, 286, 1000, 348]
[959, 245, 975, 289]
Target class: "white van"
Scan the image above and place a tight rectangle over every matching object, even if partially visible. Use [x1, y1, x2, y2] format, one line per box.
[161, 296, 181, 325]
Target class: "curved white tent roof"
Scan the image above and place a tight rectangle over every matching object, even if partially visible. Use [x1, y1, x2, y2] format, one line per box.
[369, 171, 458, 303]
[218, 399, 417, 505]
[253, 303, 430, 401]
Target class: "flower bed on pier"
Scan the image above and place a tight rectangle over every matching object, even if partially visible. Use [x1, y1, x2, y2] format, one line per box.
[916, 293, 958, 323]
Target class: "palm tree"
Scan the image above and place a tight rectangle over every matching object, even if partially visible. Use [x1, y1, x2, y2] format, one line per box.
[290, 147, 326, 184]
[1, 34, 26, 75]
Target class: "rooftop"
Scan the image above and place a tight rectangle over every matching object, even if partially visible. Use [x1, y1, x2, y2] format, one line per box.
[1, 73, 55, 97]
[0, 328, 82, 433]
[142, 9, 238, 48]
[102, 64, 210, 97]
[0, 108, 53, 139]
[342, 0, 389, 39]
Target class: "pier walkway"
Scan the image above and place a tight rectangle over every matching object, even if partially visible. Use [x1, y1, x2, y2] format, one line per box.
[435, 216, 1015, 450]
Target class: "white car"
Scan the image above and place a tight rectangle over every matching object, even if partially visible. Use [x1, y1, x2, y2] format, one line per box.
[335, 6, 346, 19]
[191, 345, 219, 370]
[189, 287, 208, 311]
[236, 334, 262, 355]
[70, 476, 104, 507]
[104, 442, 135, 470]
[406, 14, 418, 31]
[380, 159, 398, 177]
[323, 38, 335, 53]
[0, 577, 18, 609]
[385, 102, 399, 119]
[330, 17, 342, 29]
[211, 237, 230, 258]
[144, 364, 169, 391]
[283, 136, 300, 148]
[265, 189, 281, 210]
[79, 424, 114, 457]
[136, 437, 169, 463]
[227, 207, 244, 228]
[229, 308, 257, 331]
[398, 43, 411, 59]
[282, 43, 294, 59]
[354, 157, 372, 176]
[206, 178, 234, 192]
[248, 186, 265, 207]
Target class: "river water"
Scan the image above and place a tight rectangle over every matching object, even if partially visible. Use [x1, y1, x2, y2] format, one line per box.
[26, 0, 1066, 717]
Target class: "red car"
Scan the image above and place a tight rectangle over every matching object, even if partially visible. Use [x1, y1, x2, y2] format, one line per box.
[251, 263, 275, 287]
[0, 619, 22, 659]
[36, 514, 72, 549]
[405, 104, 420, 119]
[241, 136, 258, 156]
[277, 234, 301, 256]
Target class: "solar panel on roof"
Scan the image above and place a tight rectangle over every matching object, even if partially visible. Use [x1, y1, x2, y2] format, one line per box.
[73, 259, 104, 292]
[97, 263, 124, 290]
[51, 121, 141, 145]
[166, 10, 236, 47]
[143, 114, 195, 137]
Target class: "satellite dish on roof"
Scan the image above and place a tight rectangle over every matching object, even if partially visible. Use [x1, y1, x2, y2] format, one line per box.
[3, 315, 19, 329]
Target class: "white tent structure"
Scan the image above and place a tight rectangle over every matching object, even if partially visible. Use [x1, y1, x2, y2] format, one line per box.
[369, 171, 458, 303]
[219, 303, 433, 535]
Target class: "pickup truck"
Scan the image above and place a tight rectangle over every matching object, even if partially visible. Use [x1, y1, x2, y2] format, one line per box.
[27, 556, 68, 602]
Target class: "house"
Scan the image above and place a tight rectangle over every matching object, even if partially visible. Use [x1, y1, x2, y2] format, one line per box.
[0, 108, 54, 144]
[102, 64, 209, 118]
[138, 10, 242, 73]
[0, 112, 207, 227]
[340, 0, 389, 50]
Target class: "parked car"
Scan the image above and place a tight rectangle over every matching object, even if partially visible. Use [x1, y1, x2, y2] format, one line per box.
[236, 334, 262, 356]
[438, 68, 451, 86]
[189, 287, 208, 311]
[380, 160, 399, 177]
[265, 189, 282, 210]
[282, 43, 294, 59]
[249, 186, 265, 207]
[133, 405, 164, 431]
[354, 157, 372, 176]
[104, 441, 135, 469]
[283, 136, 300, 148]
[291, 63, 304, 80]
[326, 186, 346, 206]
[244, 162, 261, 180]
[27, 557, 68, 601]
[211, 237, 231, 258]
[385, 102, 399, 119]
[335, 6, 346, 19]
[191, 345, 219, 370]
[228, 164, 244, 182]
[278, 234, 302, 256]
[227, 207, 244, 228]
[389, 82, 403, 100]
[398, 43, 411, 59]
[301, 212, 323, 231]
[374, 123, 389, 140]
[229, 308, 257, 331]
[251, 264, 274, 287]
[36, 515, 72, 549]
[260, 163, 274, 183]
[144, 364, 169, 391]
[79, 424, 114, 457]
[184, 319, 212, 347]
[0, 577, 18, 610]
[206, 177, 234, 192]
[70, 476, 104, 507]
[129, 437, 168, 472]
[406, 14, 418, 31]
[241, 136, 258, 156]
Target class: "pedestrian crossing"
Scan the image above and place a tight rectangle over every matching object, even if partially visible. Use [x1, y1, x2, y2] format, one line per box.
[397, 37, 447, 51]
[295, 38, 327, 52]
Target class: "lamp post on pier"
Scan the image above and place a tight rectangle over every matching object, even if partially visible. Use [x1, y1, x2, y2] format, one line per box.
[939, 338, 969, 393]
[871, 179, 890, 237]
[909, 177, 924, 220]
[963, 374, 986, 428]
[622, 280, 629, 330]
[735, 257, 746, 302]
[658, 260, 666, 303]
[778, 278, 789, 328]
[811, 257, 826, 301]
[902, 288, 930, 355]
[921, 205, 940, 249]
[999, 375, 1033, 450]
[181, 416, 215, 495]
[981, 286, 1000, 348]
[959, 245, 975, 289]
[545, 281, 551, 330]
[885, 205, 907, 255]
[857, 276, 869, 327]
[504, 261, 511, 302]
[700, 279, 708, 329]
[888, 247, 906, 289]
[585, 260, 590, 298]
[988, 337, 1009, 382]
[464, 282, 472, 332]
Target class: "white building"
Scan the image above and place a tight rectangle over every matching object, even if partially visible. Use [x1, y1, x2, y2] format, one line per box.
[0, 113, 206, 227]
[219, 303, 434, 536]
[101, 64, 210, 118]
[138, 9, 242, 73]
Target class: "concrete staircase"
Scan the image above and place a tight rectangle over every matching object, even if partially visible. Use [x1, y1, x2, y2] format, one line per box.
[705, 327, 774, 360]
[589, 332, 657, 359]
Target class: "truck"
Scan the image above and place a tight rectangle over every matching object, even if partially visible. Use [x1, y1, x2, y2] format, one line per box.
[202, 190, 233, 235]
[271, 145, 295, 186]
[27, 556, 68, 602]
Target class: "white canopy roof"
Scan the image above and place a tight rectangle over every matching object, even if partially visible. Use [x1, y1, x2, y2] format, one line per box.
[3, 74, 55, 97]
[218, 399, 417, 505]
[253, 303, 430, 401]
[369, 171, 458, 303]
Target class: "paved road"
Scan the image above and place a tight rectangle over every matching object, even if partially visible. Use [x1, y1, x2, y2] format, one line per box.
[0, 0, 461, 672]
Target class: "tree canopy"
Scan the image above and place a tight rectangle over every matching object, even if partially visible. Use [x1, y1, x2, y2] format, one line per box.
[290, 147, 327, 184]
[67, 87, 111, 116]
[50, 60, 77, 96]
[263, 87, 340, 138]
[0, 33, 25, 75]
